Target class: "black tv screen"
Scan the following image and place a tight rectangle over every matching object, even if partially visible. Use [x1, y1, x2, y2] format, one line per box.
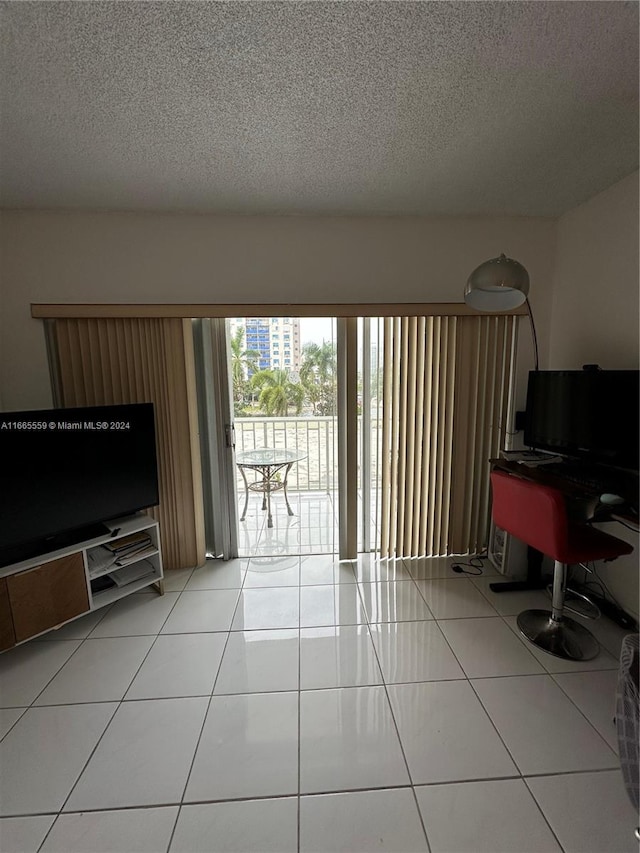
[524, 369, 640, 471]
[0, 402, 159, 566]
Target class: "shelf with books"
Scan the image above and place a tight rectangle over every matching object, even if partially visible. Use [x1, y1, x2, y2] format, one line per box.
[0, 512, 164, 653]
[86, 516, 163, 608]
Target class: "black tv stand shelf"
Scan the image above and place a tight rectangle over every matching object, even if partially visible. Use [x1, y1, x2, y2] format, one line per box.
[0, 512, 164, 653]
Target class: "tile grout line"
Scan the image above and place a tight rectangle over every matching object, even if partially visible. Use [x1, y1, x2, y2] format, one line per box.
[3, 764, 624, 822]
[17, 658, 622, 715]
[521, 775, 567, 853]
[1, 551, 628, 850]
[417, 566, 572, 851]
[494, 605, 622, 752]
[353, 568, 434, 852]
[164, 567, 238, 853]
[4, 583, 192, 850]
[409, 563, 532, 792]
[50, 576, 189, 830]
[548, 671, 620, 755]
[29, 593, 172, 847]
[165, 570, 247, 851]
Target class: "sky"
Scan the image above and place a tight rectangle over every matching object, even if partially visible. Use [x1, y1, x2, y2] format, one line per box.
[298, 317, 381, 347]
[299, 317, 335, 345]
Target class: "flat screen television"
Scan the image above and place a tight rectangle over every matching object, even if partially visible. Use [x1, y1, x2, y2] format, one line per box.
[0, 402, 159, 567]
[524, 369, 640, 472]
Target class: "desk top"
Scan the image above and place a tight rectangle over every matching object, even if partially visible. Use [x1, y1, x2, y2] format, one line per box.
[236, 448, 306, 466]
[491, 458, 639, 525]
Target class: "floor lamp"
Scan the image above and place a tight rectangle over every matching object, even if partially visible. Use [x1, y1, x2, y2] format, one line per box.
[463, 253, 539, 370]
[464, 253, 542, 592]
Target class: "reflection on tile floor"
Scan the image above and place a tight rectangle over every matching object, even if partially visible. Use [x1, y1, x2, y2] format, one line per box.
[0, 553, 636, 852]
[238, 490, 339, 558]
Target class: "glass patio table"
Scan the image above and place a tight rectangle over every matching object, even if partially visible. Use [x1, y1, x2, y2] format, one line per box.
[236, 448, 306, 528]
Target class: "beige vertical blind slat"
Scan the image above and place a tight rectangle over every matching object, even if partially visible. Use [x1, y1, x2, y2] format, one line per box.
[433, 318, 447, 555]
[389, 318, 400, 557]
[394, 317, 410, 556]
[50, 317, 205, 571]
[452, 319, 477, 551]
[380, 313, 517, 559]
[402, 318, 418, 555]
[182, 319, 207, 564]
[410, 317, 426, 556]
[78, 320, 95, 401]
[426, 318, 440, 557]
[153, 321, 178, 559]
[98, 321, 115, 401]
[426, 317, 441, 556]
[115, 320, 132, 401]
[337, 318, 358, 560]
[452, 314, 517, 554]
[418, 317, 434, 557]
[439, 318, 457, 555]
[452, 319, 477, 554]
[54, 322, 72, 401]
[57, 321, 84, 404]
[481, 320, 501, 545]
[130, 320, 144, 398]
[103, 320, 119, 399]
[470, 318, 490, 545]
[388, 318, 402, 557]
[463, 345, 478, 545]
[380, 318, 393, 557]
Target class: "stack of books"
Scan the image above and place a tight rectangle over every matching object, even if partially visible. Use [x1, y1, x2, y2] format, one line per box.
[104, 532, 156, 566]
[500, 449, 563, 468]
[88, 531, 158, 592]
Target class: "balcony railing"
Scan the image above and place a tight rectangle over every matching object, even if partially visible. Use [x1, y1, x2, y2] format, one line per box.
[234, 415, 383, 493]
[234, 416, 336, 492]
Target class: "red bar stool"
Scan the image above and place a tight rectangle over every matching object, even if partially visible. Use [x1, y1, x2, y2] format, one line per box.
[490, 470, 633, 661]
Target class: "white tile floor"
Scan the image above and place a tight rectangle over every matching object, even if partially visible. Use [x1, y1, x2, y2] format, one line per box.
[0, 553, 637, 853]
[238, 491, 340, 558]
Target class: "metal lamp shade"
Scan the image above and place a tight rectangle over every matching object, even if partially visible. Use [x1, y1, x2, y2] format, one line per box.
[464, 253, 530, 311]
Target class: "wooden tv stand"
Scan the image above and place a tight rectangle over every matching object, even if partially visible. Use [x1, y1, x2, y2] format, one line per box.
[0, 513, 163, 653]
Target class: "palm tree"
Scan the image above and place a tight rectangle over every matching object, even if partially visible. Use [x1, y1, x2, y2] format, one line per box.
[300, 341, 336, 415]
[250, 369, 305, 417]
[229, 327, 259, 412]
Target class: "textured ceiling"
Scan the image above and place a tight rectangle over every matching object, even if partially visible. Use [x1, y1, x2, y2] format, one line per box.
[0, 1, 638, 216]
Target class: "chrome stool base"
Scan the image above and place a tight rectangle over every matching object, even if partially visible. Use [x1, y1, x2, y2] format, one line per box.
[517, 609, 600, 661]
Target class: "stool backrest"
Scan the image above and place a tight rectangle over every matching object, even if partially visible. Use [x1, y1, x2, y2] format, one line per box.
[490, 469, 568, 558]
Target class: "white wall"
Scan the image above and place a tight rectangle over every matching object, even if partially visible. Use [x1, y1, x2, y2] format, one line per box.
[549, 171, 639, 370]
[549, 171, 639, 620]
[0, 210, 555, 410]
[0, 196, 636, 617]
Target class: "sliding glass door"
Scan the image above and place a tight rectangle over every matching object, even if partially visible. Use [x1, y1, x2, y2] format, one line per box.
[192, 318, 239, 561]
[196, 316, 345, 560]
[193, 310, 518, 563]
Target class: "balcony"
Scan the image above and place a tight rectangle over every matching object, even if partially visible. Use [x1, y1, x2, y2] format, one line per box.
[234, 416, 380, 558]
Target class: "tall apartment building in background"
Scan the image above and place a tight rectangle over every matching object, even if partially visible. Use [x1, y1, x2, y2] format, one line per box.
[230, 317, 302, 375]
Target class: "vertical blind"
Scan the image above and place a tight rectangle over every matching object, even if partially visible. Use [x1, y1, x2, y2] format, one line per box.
[49, 318, 206, 571]
[337, 318, 358, 560]
[380, 314, 517, 558]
